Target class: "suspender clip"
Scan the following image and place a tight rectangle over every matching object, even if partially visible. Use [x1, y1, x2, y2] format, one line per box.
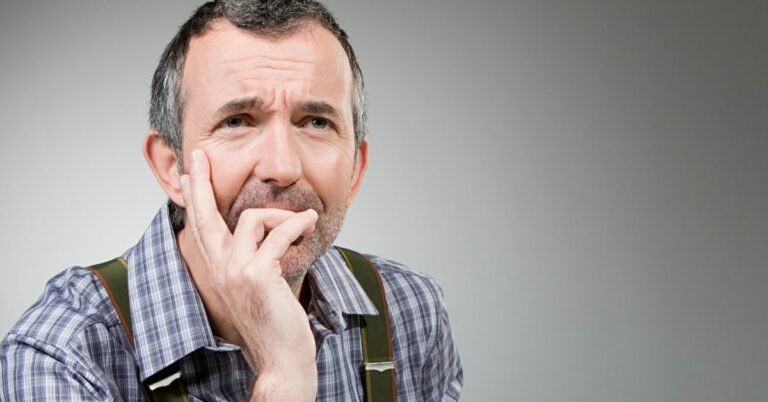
[365, 360, 396, 373]
[147, 370, 182, 391]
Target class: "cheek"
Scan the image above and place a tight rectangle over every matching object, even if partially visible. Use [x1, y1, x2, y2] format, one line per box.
[206, 149, 257, 209]
[301, 146, 355, 204]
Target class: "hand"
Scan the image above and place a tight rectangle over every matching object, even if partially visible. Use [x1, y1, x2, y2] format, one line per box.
[180, 149, 318, 401]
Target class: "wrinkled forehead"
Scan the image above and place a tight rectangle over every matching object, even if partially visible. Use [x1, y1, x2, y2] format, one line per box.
[180, 19, 354, 114]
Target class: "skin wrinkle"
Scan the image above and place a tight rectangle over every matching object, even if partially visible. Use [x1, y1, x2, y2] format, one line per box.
[226, 68, 314, 84]
[178, 21, 358, 231]
[199, 80, 345, 131]
[160, 18, 367, 358]
[211, 96, 345, 131]
[221, 58, 317, 81]
[269, 85, 281, 111]
[182, 21, 354, 146]
[218, 55, 317, 68]
[227, 79, 314, 112]
[149, 9, 369, 178]
[206, 32, 337, 118]
[221, 55, 320, 84]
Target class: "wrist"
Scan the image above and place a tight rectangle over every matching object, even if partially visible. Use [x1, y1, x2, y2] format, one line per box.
[250, 366, 317, 402]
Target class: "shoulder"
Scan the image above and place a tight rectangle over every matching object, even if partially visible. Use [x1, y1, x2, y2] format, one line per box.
[1, 265, 128, 372]
[1, 266, 132, 399]
[364, 254, 448, 340]
[362, 253, 463, 398]
[4, 266, 119, 347]
[365, 254, 446, 307]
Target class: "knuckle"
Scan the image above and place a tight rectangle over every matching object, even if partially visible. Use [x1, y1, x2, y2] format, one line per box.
[239, 209, 261, 223]
[194, 212, 207, 228]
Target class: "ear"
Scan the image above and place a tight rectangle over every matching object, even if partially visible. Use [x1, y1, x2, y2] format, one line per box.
[346, 140, 369, 206]
[143, 131, 186, 207]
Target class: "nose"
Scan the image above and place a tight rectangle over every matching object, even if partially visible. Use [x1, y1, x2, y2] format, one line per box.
[252, 121, 302, 188]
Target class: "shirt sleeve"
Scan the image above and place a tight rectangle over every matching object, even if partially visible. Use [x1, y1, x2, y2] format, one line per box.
[0, 333, 111, 401]
[420, 289, 463, 401]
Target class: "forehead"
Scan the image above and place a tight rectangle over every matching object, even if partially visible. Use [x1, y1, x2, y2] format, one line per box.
[181, 19, 353, 113]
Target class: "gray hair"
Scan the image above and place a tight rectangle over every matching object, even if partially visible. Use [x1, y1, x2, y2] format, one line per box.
[148, 0, 367, 230]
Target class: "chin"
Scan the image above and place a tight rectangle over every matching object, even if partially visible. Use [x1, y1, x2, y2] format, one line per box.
[277, 239, 325, 285]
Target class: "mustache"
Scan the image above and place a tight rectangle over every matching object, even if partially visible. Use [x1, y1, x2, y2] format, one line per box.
[223, 182, 324, 231]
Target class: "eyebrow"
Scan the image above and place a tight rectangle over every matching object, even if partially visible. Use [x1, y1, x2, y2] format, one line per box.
[214, 96, 344, 122]
[215, 96, 264, 117]
[299, 101, 342, 122]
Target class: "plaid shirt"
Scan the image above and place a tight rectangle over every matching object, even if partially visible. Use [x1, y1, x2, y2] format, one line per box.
[1, 204, 462, 401]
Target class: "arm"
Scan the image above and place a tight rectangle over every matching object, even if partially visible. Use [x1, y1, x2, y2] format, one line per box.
[180, 149, 317, 401]
[420, 292, 463, 402]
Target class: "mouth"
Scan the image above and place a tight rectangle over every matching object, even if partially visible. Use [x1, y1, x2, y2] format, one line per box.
[291, 235, 305, 247]
[260, 230, 306, 247]
[264, 203, 307, 213]
[224, 182, 324, 238]
[264, 206, 312, 246]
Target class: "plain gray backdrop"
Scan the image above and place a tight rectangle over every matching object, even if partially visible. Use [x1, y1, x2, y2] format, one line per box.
[1, 1, 767, 401]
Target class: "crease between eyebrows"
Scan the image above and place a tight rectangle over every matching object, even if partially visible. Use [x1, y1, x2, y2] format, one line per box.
[217, 96, 341, 119]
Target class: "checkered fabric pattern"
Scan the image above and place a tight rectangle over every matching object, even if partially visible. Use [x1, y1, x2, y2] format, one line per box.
[1, 203, 462, 401]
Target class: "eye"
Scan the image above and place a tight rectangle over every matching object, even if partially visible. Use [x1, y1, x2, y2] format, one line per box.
[222, 116, 245, 128]
[308, 117, 330, 130]
[218, 114, 255, 130]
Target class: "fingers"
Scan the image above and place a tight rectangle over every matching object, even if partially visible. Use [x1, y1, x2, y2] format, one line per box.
[257, 209, 318, 262]
[230, 208, 302, 268]
[181, 149, 231, 264]
[179, 174, 209, 266]
[181, 148, 318, 281]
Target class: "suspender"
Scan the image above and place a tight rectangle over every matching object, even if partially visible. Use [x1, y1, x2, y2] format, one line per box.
[336, 247, 398, 402]
[89, 247, 396, 402]
[89, 258, 188, 401]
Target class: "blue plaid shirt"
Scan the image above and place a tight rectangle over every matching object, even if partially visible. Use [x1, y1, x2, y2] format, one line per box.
[1, 204, 462, 401]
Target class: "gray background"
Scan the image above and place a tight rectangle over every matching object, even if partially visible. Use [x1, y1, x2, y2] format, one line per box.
[1, 0, 767, 401]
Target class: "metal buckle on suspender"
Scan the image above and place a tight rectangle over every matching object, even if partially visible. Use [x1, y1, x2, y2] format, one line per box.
[365, 360, 396, 373]
[147, 370, 182, 391]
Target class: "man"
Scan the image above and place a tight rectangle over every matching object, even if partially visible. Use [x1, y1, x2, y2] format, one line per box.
[0, 0, 462, 401]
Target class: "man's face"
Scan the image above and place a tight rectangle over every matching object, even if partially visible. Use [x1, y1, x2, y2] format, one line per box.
[179, 20, 364, 283]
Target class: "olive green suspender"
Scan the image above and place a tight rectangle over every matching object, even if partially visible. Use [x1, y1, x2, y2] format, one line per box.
[89, 247, 397, 402]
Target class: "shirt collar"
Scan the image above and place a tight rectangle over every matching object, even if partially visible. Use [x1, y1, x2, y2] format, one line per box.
[124, 202, 379, 381]
[308, 248, 379, 333]
[126, 203, 216, 381]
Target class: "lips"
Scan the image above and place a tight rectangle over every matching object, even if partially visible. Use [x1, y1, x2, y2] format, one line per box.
[262, 203, 309, 213]
[224, 181, 324, 234]
[259, 232, 305, 247]
[290, 236, 306, 246]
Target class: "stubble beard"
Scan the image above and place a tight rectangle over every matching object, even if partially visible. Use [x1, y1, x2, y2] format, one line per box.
[221, 181, 347, 289]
